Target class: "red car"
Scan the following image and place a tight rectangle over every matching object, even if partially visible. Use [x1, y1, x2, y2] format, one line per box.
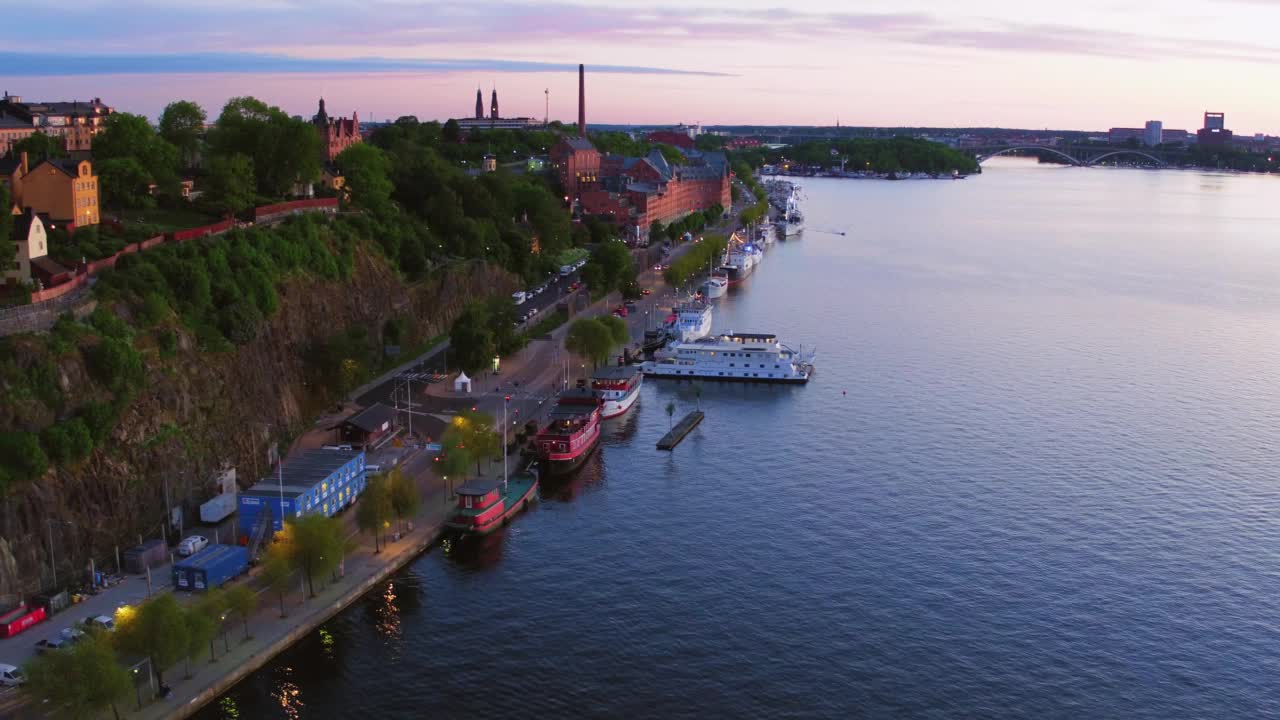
[641, 288, 652, 296]
[613, 306, 629, 317]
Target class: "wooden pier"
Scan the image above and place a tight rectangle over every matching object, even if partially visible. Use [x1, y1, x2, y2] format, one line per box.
[656, 411, 704, 450]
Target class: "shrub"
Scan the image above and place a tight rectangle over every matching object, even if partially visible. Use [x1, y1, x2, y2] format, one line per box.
[0, 430, 48, 484]
[86, 336, 144, 393]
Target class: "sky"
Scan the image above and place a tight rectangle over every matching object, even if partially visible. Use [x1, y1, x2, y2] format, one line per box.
[3, 0, 1280, 132]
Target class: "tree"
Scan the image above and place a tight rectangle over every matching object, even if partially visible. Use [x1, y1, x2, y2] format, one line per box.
[335, 143, 393, 215]
[694, 384, 703, 411]
[94, 113, 180, 195]
[666, 400, 676, 429]
[564, 317, 613, 369]
[224, 584, 257, 641]
[449, 303, 496, 375]
[11, 131, 66, 163]
[457, 409, 499, 474]
[193, 588, 228, 661]
[158, 100, 207, 167]
[285, 514, 344, 597]
[442, 118, 461, 144]
[649, 220, 665, 244]
[356, 473, 393, 553]
[208, 97, 320, 198]
[96, 157, 155, 210]
[388, 468, 420, 533]
[182, 606, 216, 678]
[0, 430, 49, 485]
[24, 631, 131, 720]
[0, 182, 10, 271]
[261, 541, 294, 618]
[204, 153, 256, 216]
[114, 593, 189, 686]
[598, 314, 630, 347]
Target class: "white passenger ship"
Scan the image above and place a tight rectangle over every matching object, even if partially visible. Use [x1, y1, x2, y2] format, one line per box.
[642, 332, 815, 383]
[779, 187, 804, 237]
[666, 299, 713, 342]
[591, 366, 643, 419]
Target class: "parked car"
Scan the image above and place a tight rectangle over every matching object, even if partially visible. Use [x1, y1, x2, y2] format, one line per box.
[653, 263, 663, 270]
[613, 306, 629, 318]
[82, 615, 115, 633]
[624, 299, 638, 308]
[366, 463, 384, 474]
[641, 289, 652, 296]
[34, 636, 72, 653]
[0, 664, 23, 687]
[177, 535, 209, 557]
[512, 291, 528, 305]
[560, 265, 574, 276]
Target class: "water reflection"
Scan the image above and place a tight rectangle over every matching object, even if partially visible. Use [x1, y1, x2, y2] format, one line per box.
[442, 530, 509, 569]
[271, 666, 303, 720]
[538, 450, 605, 502]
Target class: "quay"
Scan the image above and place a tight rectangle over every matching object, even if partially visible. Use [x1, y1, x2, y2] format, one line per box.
[657, 411, 704, 450]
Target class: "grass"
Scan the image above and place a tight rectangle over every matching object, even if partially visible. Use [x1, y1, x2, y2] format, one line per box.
[526, 310, 568, 338]
[113, 206, 222, 232]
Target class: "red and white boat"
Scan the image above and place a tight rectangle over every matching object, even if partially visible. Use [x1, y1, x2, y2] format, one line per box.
[533, 389, 602, 478]
[591, 366, 643, 419]
[445, 474, 538, 536]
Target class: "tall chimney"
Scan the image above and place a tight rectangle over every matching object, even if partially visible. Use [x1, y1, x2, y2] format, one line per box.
[577, 64, 586, 138]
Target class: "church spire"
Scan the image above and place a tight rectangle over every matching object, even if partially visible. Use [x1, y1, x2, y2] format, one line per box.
[475, 88, 483, 120]
[490, 87, 499, 120]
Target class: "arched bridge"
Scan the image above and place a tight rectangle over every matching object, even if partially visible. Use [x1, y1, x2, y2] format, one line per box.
[972, 144, 1171, 168]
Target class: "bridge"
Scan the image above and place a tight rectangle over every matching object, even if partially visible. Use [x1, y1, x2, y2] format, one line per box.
[969, 144, 1177, 167]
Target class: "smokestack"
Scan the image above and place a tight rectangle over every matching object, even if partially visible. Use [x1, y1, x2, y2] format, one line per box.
[577, 64, 586, 138]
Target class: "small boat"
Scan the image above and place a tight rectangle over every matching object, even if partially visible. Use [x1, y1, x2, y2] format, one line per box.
[533, 389, 603, 478]
[702, 275, 728, 298]
[591, 365, 643, 419]
[445, 474, 539, 536]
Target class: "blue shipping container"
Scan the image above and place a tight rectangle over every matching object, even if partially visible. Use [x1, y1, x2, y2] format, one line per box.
[239, 449, 366, 538]
[172, 544, 247, 592]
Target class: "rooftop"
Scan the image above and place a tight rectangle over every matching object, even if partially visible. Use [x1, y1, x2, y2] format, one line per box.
[246, 448, 363, 494]
[340, 403, 396, 433]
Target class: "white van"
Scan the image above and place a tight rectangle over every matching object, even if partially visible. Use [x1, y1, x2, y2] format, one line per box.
[0, 664, 23, 687]
[512, 291, 528, 305]
[177, 535, 209, 557]
[560, 265, 573, 276]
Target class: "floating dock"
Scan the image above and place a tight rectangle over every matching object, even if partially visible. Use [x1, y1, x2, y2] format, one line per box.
[656, 411, 704, 450]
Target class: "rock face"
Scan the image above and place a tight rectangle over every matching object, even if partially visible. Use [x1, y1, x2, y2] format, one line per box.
[0, 250, 513, 602]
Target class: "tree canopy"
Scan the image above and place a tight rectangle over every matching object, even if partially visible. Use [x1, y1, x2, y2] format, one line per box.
[158, 100, 207, 167]
[11, 131, 67, 163]
[208, 96, 322, 197]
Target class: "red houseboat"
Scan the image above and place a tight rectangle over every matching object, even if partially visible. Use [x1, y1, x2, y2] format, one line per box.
[445, 474, 539, 536]
[533, 389, 602, 478]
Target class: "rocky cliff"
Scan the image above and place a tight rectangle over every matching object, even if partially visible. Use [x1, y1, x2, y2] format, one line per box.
[0, 247, 513, 602]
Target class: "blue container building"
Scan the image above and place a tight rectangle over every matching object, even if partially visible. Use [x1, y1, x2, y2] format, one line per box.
[238, 449, 366, 541]
[172, 544, 248, 591]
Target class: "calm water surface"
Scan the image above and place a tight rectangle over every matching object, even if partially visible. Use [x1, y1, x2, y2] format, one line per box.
[199, 159, 1280, 719]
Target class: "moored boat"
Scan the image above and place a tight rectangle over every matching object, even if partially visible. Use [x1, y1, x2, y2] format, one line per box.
[641, 332, 816, 383]
[445, 474, 539, 536]
[591, 366, 643, 419]
[533, 389, 603, 477]
[667, 299, 713, 342]
[702, 275, 728, 298]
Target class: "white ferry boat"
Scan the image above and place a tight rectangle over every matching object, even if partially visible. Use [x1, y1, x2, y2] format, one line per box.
[779, 188, 804, 237]
[702, 275, 728, 298]
[721, 245, 758, 285]
[641, 332, 815, 383]
[666, 299, 713, 342]
[591, 366, 642, 419]
[757, 223, 777, 247]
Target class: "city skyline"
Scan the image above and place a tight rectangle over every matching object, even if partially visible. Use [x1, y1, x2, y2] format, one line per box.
[4, 1, 1280, 131]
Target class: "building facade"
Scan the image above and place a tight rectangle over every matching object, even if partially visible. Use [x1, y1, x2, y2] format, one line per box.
[1144, 121, 1163, 147]
[312, 98, 361, 162]
[0, 93, 113, 155]
[4, 209, 47, 285]
[2, 153, 99, 228]
[1197, 112, 1233, 147]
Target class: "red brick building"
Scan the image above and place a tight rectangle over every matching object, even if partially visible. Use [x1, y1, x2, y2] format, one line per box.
[552, 136, 730, 237]
[645, 130, 695, 151]
[312, 98, 361, 162]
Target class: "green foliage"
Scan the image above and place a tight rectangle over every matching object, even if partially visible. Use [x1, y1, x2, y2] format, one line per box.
[335, 143, 394, 215]
[356, 473, 393, 552]
[158, 100, 207, 167]
[448, 303, 496, 375]
[665, 234, 729, 287]
[283, 514, 344, 597]
[94, 112, 181, 202]
[583, 241, 634, 296]
[11, 131, 67, 163]
[40, 418, 93, 465]
[80, 401, 119, 445]
[564, 317, 617, 368]
[218, 297, 263, 346]
[23, 631, 132, 719]
[204, 153, 256, 216]
[96, 157, 156, 210]
[261, 541, 294, 617]
[387, 468, 420, 531]
[86, 336, 144, 393]
[734, 137, 979, 175]
[0, 430, 48, 487]
[182, 603, 217, 674]
[224, 584, 257, 640]
[526, 308, 568, 337]
[115, 593, 189, 684]
[89, 307, 131, 339]
[665, 400, 676, 428]
[208, 96, 321, 197]
[598, 314, 630, 346]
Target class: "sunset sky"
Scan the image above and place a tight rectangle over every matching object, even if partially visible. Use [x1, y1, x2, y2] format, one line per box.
[5, 0, 1280, 132]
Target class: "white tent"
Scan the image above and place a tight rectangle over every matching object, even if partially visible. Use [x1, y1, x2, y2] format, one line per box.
[453, 371, 472, 393]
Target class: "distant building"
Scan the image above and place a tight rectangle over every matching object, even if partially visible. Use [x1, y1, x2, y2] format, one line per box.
[724, 138, 761, 150]
[2, 153, 99, 229]
[336, 404, 396, 449]
[1108, 127, 1145, 144]
[1197, 112, 1233, 147]
[1144, 120, 1163, 147]
[482, 153, 497, 172]
[312, 98, 361, 162]
[0, 93, 113, 155]
[454, 86, 543, 131]
[1161, 129, 1189, 144]
[645, 130, 695, 151]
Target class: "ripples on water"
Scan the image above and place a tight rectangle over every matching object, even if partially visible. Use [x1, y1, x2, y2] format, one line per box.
[198, 159, 1280, 719]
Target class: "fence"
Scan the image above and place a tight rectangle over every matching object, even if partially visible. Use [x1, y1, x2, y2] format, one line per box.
[254, 198, 339, 224]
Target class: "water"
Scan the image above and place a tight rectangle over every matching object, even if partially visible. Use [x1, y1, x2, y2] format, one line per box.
[199, 159, 1280, 719]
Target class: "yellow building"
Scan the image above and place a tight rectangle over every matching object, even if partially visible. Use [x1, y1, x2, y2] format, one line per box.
[18, 157, 99, 228]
